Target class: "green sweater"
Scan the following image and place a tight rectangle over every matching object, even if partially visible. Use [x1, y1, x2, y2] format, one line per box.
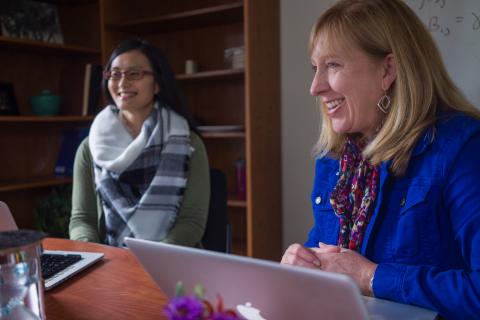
[69, 132, 210, 247]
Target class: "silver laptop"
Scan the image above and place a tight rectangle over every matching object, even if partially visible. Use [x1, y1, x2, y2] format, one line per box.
[126, 237, 437, 320]
[0, 201, 104, 290]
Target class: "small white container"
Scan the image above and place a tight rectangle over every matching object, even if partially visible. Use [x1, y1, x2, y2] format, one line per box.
[185, 59, 198, 74]
[224, 46, 245, 69]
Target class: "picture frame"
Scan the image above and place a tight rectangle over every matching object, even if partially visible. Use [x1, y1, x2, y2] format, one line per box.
[0, 82, 19, 115]
[0, 0, 64, 44]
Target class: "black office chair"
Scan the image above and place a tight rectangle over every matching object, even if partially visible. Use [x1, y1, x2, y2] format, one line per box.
[201, 168, 231, 253]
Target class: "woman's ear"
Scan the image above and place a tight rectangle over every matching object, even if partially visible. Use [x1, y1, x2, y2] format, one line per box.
[382, 53, 397, 91]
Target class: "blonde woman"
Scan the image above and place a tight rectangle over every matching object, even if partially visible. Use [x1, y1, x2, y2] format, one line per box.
[281, 1, 480, 319]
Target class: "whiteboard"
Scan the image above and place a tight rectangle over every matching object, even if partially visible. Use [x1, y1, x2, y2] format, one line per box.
[405, 0, 480, 108]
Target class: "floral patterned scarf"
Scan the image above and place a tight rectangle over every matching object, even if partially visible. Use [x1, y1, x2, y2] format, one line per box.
[330, 136, 379, 251]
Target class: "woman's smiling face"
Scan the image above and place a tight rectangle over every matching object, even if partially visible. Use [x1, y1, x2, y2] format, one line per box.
[107, 50, 159, 114]
[309, 36, 391, 139]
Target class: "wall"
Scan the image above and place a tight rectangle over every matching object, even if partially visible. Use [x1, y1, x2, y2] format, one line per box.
[280, 0, 335, 249]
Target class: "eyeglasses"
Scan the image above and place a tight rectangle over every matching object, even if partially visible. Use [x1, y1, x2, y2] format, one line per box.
[103, 69, 154, 81]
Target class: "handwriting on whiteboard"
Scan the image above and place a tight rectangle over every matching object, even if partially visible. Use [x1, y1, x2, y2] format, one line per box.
[414, 0, 480, 36]
[405, 0, 480, 106]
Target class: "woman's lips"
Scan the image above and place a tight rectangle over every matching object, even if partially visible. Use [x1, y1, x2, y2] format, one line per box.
[325, 98, 345, 115]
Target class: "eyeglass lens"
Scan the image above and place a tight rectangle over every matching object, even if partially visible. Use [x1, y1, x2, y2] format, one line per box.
[107, 70, 151, 81]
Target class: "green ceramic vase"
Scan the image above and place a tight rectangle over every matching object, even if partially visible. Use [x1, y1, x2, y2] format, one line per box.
[31, 90, 60, 116]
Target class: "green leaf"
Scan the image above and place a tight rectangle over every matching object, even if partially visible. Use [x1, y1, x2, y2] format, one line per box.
[34, 185, 72, 238]
[193, 284, 205, 299]
[175, 281, 184, 297]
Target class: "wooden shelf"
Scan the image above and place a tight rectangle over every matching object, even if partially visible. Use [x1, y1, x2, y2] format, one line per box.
[228, 198, 247, 208]
[0, 116, 93, 123]
[0, 36, 100, 55]
[50, 0, 97, 4]
[200, 131, 245, 139]
[176, 68, 244, 81]
[107, 2, 244, 33]
[0, 176, 72, 193]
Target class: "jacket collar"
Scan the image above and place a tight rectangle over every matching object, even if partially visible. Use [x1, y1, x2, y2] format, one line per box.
[411, 126, 434, 157]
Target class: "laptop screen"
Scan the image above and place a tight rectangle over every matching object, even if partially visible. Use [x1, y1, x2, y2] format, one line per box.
[0, 201, 18, 231]
[0, 201, 104, 290]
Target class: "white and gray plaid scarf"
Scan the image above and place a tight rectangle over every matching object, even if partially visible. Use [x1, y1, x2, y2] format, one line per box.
[89, 103, 192, 247]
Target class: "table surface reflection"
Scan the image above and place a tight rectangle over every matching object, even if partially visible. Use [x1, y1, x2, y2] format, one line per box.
[44, 238, 167, 320]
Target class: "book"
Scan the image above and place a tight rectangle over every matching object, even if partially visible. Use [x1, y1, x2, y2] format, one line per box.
[55, 128, 89, 177]
[81, 64, 92, 116]
[81, 64, 103, 116]
[88, 64, 103, 116]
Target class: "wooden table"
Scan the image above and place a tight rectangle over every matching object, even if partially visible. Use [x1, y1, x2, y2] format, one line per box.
[43, 238, 168, 320]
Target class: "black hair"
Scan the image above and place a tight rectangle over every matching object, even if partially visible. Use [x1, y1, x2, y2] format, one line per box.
[102, 38, 196, 130]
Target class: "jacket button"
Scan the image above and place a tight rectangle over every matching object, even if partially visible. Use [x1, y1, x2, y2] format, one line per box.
[400, 197, 406, 207]
[315, 196, 322, 205]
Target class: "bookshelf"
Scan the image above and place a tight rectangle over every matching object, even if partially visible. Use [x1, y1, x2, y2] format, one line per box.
[104, 2, 244, 33]
[0, 36, 100, 55]
[176, 68, 244, 81]
[0, 176, 73, 193]
[0, 1, 100, 229]
[0, 0, 281, 260]
[102, 0, 281, 260]
[0, 116, 93, 123]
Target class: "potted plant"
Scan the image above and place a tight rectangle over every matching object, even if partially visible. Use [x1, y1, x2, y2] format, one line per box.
[35, 185, 71, 238]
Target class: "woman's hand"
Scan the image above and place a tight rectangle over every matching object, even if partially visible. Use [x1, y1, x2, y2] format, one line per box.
[281, 243, 322, 268]
[311, 243, 377, 296]
[281, 243, 377, 296]
[281, 242, 341, 268]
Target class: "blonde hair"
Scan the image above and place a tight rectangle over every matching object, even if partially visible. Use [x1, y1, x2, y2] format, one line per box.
[311, 0, 480, 175]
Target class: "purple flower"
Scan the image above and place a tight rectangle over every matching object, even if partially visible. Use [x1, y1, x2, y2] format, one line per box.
[164, 296, 204, 320]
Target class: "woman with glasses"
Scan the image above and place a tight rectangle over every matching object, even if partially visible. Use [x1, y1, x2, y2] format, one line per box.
[280, 0, 480, 318]
[69, 38, 210, 248]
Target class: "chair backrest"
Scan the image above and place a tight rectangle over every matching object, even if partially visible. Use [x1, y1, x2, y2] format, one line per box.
[201, 169, 231, 253]
[0, 201, 18, 231]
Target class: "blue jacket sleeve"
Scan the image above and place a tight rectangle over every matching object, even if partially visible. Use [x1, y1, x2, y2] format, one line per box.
[373, 132, 480, 320]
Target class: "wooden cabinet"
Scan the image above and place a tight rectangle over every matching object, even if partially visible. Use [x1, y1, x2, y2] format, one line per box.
[102, 0, 281, 260]
[0, 1, 100, 228]
[0, 0, 281, 260]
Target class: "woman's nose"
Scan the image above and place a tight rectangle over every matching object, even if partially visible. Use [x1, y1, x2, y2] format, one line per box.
[118, 75, 131, 88]
[310, 70, 329, 97]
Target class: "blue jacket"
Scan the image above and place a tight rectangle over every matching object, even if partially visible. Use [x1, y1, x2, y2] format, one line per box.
[306, 113, 480, 320]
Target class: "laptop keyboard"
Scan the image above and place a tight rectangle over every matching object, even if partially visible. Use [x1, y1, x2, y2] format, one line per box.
[41, 253, 83, 280]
